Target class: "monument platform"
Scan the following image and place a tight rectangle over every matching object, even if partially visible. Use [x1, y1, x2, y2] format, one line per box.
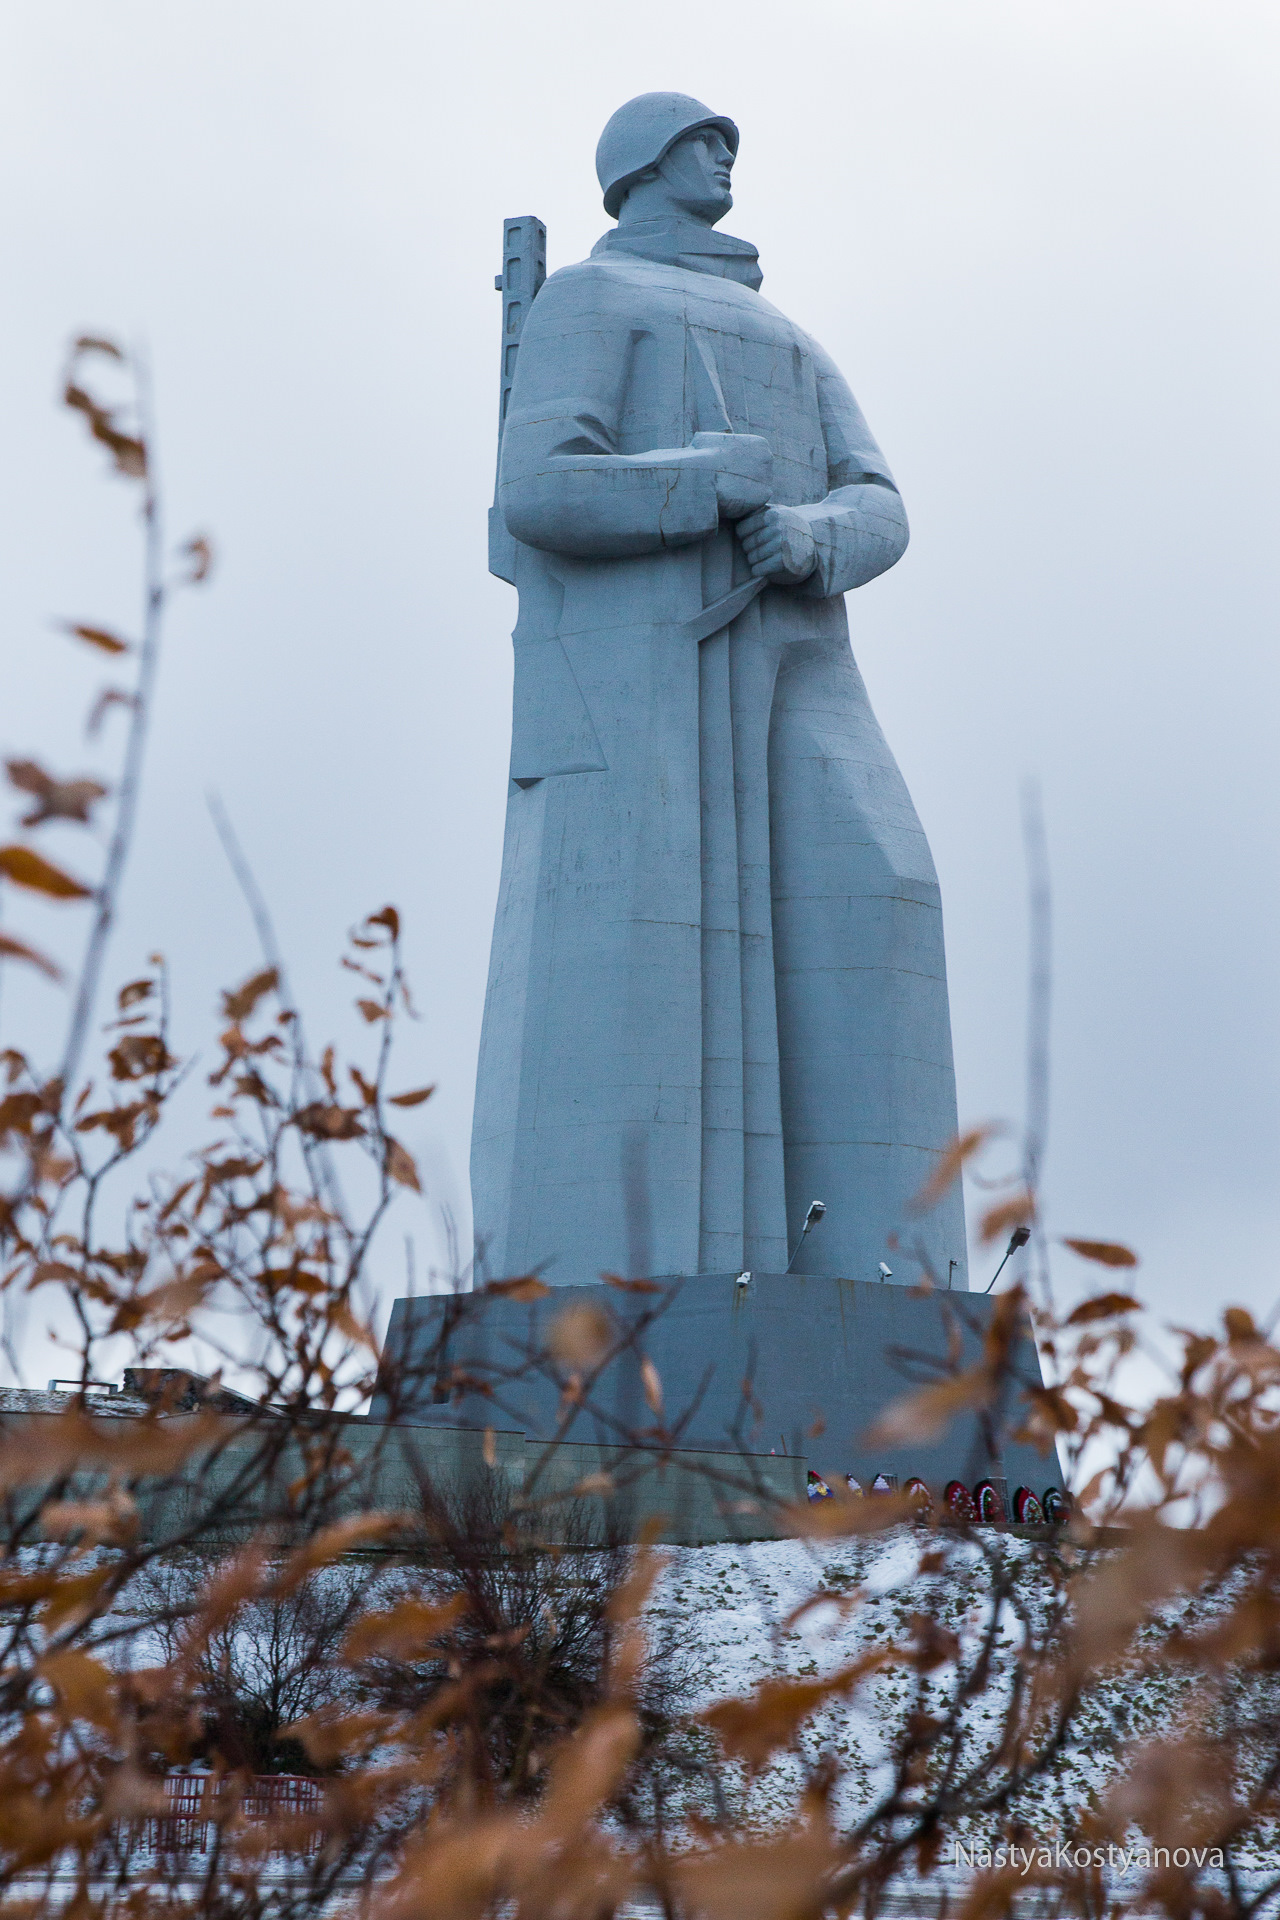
[374, 1273, 1061, 1502]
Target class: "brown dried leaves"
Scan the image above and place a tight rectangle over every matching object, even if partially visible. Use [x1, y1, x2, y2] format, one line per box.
[5, 760, 108, 827]
[0, 933, 61, 981]
[295, 1101, 364, 1141]
[62, 620, 131, 655]
[870, 1285, 1027, 1447]
[549, 1302, 614, 1371]
[485, 1275, 551, 1301]
[63, 337, 147, 480]
[221, 967, 279, 1022]
[385, 1138, 421, 1191]
[704, 1650, 895, 1768]
[1061, 1236, 1139, 1268]
[0, 844, 92, 900]
[910, 1124, 999, 1213]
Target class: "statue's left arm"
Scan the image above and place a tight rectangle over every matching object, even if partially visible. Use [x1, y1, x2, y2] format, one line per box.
[738, 336, 910, 597]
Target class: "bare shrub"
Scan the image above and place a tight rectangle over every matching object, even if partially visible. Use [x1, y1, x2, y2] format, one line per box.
[1, 340, 1279, 1920]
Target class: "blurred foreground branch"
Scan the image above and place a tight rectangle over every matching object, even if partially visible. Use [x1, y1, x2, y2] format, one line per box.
[0, 342, 1276, 1920]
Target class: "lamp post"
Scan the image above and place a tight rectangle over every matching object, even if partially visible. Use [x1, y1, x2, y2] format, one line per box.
[984, 1224, 1031, 1294]
[784, 1201, 826, 1274]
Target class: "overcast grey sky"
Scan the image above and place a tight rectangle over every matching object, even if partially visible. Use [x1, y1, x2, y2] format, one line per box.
[2, 0, 1278, 1351]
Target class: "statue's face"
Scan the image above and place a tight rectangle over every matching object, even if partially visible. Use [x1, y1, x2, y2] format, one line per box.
[652, 125, 735, 220]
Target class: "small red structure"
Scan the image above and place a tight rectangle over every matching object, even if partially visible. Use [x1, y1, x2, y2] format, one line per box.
[145, 1773, 321, 1856]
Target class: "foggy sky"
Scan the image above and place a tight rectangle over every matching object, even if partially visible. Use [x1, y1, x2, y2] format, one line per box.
[2, 0, 1277, 1361]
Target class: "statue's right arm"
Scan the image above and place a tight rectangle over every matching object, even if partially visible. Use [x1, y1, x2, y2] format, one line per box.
[497, 268, 770, 559]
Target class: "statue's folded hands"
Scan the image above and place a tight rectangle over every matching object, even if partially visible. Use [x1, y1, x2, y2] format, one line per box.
[689, 429, 773, 520]
[502, 421, 775, 560]
[735, 504, 819, 584]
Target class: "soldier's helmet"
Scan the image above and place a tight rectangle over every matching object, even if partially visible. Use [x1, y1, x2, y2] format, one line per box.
[595, 92, 739, 219]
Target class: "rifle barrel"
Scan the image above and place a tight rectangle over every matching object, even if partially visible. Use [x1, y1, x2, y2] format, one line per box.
[488, 215, 547, 585]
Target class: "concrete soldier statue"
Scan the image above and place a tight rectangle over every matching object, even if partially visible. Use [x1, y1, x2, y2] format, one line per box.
[472, 92, 968, 1289]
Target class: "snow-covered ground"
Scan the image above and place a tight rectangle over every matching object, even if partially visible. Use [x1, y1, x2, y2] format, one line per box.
[652, 1526, 1280, 1898]
[653, 1529, 1023, 1834]
[14, 1527, 1279, 1907]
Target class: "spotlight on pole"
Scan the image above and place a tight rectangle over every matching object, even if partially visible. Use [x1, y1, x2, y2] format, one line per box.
[984, 1223, 1032, 1294]
[784, 1200, 826, 1274]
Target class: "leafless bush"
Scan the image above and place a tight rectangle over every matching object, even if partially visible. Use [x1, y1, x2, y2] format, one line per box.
[0, 339, 1279, 1920]
[126, 1552, 372, 1777]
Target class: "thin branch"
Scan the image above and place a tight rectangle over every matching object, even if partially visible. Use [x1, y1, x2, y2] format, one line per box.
[205, 787, 347, 1219]
[59, 347, 164, 1101]
[1020, 777, 1053, 1312]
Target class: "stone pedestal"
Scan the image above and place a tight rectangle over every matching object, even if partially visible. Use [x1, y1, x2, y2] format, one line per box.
[375, 1274, 1060, 1503]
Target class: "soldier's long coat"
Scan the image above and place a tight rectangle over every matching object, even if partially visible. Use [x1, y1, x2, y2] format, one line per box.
[471, 227, 968, 1287]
